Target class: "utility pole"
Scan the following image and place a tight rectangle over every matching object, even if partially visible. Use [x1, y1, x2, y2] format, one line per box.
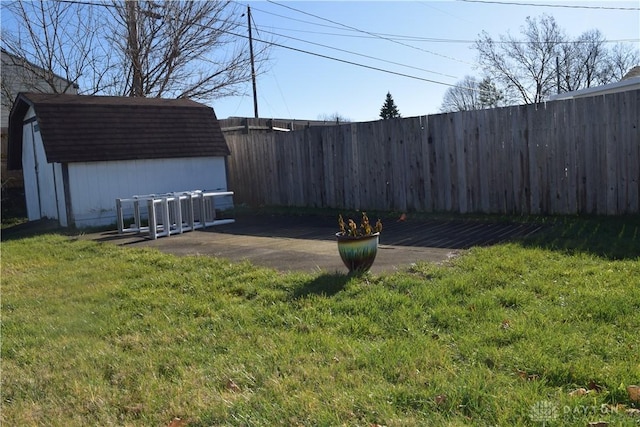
[127, 0, 143, 97]
[247, 6, 259, 118]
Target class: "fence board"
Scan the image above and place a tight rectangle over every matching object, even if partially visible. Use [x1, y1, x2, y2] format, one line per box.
[610, 93, 620, 215]
[370, 122, 382, 209]
[617, 93, 629, 214]
[475, 109, 490, 213]
[434, 115, 453, 211]
[334, 126, 347, 208]
[453, 112, 467, 213]
[392, 118, 409, 212]
[565, 100, 578, 214]
[500, 106, 512, 213]
[627, 90, 640, 212]
[224, 90, 639, 216]
[580, 97, 596, 213]
[406, 116, 426, 211]
[419, 116, 433, 212]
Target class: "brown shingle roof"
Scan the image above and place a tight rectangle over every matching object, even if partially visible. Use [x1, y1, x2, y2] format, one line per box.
[8, 93, 230, 169]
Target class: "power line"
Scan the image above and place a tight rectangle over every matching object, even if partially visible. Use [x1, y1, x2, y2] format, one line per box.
[241, 2, 468, 46]
[240, 32, 469, 89]
[457, 0, 640, 11]
[55, 0, 114, 7]
[236, 4, 352, 32]
[247, 2, 467, 44]
[265, 0, 474, 65]
[49, 0, 476, 91]
[259, 25, 639, 45]
[237, 1, 638, 45]
[254, 26, 459, 79]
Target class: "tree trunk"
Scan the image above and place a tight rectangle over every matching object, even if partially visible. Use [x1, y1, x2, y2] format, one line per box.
[126, 0, 143, 97]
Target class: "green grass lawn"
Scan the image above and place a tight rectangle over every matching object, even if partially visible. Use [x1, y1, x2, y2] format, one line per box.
[1, 216, 639, 426]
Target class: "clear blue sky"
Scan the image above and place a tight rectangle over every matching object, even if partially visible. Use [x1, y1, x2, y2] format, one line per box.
[214, 0, 640, 122]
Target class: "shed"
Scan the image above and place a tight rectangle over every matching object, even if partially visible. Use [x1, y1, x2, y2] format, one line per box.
[7, 93, 232, 228]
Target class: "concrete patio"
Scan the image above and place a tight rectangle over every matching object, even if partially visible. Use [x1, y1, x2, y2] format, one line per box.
[87, 214, 545, 274]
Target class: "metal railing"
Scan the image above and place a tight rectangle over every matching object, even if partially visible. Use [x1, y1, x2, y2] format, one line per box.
[116, 190, 234, 239]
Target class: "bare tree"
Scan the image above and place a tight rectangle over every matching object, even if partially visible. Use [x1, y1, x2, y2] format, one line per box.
[475, 14, 640, 105]
[440, 76, 503, 113]
[475, 14, 566, 104]
[556, 29, 616, 93]
[557, 31, 590, 92]
[440, 76, 481, 113]
[317, 113, 351, 123]
[106, 0, 269, 100]
[2, 0, 270, 103]
[604, 42, 640, 81]
[1, 0, 116, 106]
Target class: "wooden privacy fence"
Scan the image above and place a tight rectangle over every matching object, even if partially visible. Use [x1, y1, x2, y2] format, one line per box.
[225, 90, 639, 215]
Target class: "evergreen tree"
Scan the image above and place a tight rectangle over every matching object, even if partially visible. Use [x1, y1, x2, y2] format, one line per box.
[440, 76, 504, 112]
[478, 77, 504, 109]
[379, 92, 401, 119]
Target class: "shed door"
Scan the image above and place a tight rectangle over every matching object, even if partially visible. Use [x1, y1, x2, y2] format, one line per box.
[22, 120, 60, 221]
[22, 121, 41, 221]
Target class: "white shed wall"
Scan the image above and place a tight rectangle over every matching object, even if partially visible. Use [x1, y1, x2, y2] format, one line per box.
[67, 157, 229, 228]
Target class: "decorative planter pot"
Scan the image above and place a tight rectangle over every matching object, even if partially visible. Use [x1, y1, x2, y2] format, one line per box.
[335, 232, 380, 273]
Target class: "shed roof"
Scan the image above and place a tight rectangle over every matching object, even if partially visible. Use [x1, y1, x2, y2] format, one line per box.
[7, 93, 230, 169]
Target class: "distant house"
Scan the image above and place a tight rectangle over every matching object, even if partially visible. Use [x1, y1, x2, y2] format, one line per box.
[1, 49, 79, 189]
[7, 93, 231, 228]
[548, 67, 640, 101]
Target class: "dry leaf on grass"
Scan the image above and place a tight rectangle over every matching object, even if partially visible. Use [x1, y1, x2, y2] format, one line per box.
[625, 408, 640, 417]
[569, 381, 604, 397]
[627, 385, 640, 402]
[588, 380, 603, 392]
[226, 379, 241, 393]
[516, 369, 539, 381]
[123, 403, 143, 415]
[435, 394, 447, 405]
[569, 388, 589, 397]
[168, 418, 187, 427]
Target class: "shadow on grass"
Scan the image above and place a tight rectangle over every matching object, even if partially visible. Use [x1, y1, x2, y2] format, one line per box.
[1, 218, 63, 241]
[518, 215, 640, 260]
[291, 272, 357, 299]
